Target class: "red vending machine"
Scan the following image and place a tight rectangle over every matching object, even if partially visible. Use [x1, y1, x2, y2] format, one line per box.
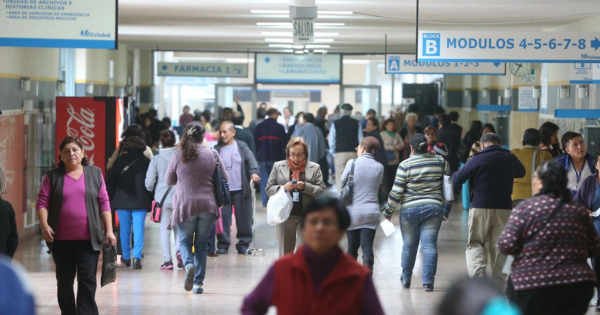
[55, 97, 125, 176]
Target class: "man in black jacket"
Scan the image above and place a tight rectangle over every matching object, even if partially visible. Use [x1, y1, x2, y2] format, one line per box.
[254, 108, 286, 208]
[437, 114, 461, 219]
[452, 133, 525, 287]
[231, 113, 256, 158]
[0, 198, 18, 259]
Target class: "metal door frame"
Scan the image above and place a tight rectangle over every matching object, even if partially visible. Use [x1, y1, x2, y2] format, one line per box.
[340, 85, 382, 117]
[214, 83, 257, 120]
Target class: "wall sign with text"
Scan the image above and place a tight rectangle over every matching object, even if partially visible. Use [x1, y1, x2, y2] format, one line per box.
[570, 63, 600, 84]
[417, 31, 600, 63]
[0, 0, 117, 49]
[386, 54, 505, 75]
[255, 53, 341, 84]
[157, 62, 249, 78]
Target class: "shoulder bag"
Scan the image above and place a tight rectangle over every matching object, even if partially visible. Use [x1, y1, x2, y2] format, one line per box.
[530, 149, 543, 196]
[436, 156, 454, 202]
[339, 159, 356, 205]
[385, 133, 397, 161]
[150, 187, 172, 223]
[212, 149, 232, 208]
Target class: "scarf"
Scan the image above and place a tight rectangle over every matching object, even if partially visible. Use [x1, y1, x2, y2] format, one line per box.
[288, 158, 306, 181]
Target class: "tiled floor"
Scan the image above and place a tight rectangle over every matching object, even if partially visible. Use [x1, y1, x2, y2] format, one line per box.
[12, 188, 599, 314]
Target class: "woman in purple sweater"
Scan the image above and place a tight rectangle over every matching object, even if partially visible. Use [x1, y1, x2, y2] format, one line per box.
[36, 136, 116, 315]
[166, 122, 228, 295]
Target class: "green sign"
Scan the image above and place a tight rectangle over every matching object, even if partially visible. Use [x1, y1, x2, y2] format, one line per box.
[293, 19, 314, 43]
[157, 62, 248, 78]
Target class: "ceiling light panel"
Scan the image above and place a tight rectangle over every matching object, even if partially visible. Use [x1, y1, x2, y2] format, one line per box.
[305, 45, 330, 48]
[261, 32, 339, 37]
[268, 44, 293, 48]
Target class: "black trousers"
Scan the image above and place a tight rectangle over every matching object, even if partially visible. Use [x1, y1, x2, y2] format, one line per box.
[217, 191, 253, 250]
[506, 278, 594, 315]
[52, 240, 100, 315]
[346, 228, 377, 270]
[386, 164, 399, 195]
[319, 156, 330, 186]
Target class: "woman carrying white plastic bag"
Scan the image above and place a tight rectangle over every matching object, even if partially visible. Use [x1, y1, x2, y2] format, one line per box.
[266, 188, 293, 225]
[266, 137, 326, 256]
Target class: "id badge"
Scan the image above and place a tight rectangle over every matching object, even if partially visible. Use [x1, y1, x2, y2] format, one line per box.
[293, 191, 300, 202]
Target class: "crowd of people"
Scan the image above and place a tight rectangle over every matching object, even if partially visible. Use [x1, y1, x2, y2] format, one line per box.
[3, 101, 600, 315]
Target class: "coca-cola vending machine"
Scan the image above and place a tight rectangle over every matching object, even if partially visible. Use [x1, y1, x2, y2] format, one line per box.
[56, 97, 126, 176]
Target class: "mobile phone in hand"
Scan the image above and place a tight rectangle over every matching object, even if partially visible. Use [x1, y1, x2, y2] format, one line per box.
[292, 180, 297, 184]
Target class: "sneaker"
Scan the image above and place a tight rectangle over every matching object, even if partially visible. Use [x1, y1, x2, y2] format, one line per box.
[176, 251, 183, 269]
[160, 261, 174, 270]
[184, 264, 196, 292]
[193, 284, 204, 294]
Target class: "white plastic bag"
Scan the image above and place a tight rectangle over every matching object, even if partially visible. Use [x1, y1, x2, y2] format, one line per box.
[267, 188, 293, 225]
[442, 175, 454, 202]
[380, 219, 396, 237]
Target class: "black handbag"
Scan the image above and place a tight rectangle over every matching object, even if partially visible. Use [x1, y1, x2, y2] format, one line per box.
[212, 149, 232, 208]
[339, 159, 356, 205]
[101, 245, 117, 287]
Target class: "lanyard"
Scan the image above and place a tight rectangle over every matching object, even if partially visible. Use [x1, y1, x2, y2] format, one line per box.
[571, 160, 586, 186]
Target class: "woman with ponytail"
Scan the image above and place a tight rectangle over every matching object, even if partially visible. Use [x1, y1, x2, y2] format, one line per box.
[165, 122, 228, 294]
[383, 134, 450, 292]
[340, 136, 384, 273]
[500, 161, 600, 315]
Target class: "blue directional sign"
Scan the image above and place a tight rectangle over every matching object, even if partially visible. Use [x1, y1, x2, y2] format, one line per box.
[386, 54, 505, 75]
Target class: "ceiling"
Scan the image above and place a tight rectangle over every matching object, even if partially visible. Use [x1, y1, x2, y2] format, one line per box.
[118, 0, 600, 54]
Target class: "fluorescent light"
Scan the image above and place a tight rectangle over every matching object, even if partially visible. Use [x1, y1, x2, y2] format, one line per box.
[251, 10, 288, 14]
[257, 22, 292, 26]
[305, 45, 330, 48]
[261, 32, 339, 37]
[225, 58, 255, 63]
[294, 51, 304, 54]
[343, 60, 370, 64]
[276, 50, 294, 53]
[317, 11, 353, 15]
[265, 38, 293, 43]
[293, 45, 304, 49]
[268, 44, 293, 48]
[313, 50, 327, 53]
[314, 39, 334, 42]
[315, 23, 345, 26]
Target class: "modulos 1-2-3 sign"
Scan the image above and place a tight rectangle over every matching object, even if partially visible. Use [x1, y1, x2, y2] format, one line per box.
[386, 54, 505, 75]
[417, 31, 600, 63]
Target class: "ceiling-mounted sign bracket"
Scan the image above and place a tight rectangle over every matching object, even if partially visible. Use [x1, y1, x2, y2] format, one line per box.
[289, 3, 317, 44]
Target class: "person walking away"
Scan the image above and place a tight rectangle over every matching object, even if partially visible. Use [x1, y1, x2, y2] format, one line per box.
[460, 121, 482, 164]
[107, 124, 153, 170]
[574, 152, 600, 311]
[266, 137, 325, 256]
[291, 113, 326, 164]
[424, 126, 448, 157]
[249, 108, 267, 137]
[36, 136, 116, 315]
[241, 197, 384, 315]
[400, 113, 423, 160]
[315, 106, 331, 187]
[145, 109, 167, 150]
[0, 158, 17, 259]
[381, 118, 405, 195]
[106, 136, 153, 270]
[452, 133, 525, 287]
[277, 107, 295, 134]
[329, 103, 364, 189]
[555, 131, 596, 195]
[145, 130, 181, 270]
[384, 134, 449, 292]
[463, 123, 496, 210]
[326, 105, 341, 130]
[341, 137, 384, 273]
[254, 108, 287, 209]
[0, 257, 36, 315]
[448, 111, 464, 138]
[436, 114, 461, 218]
[166, 122, 228, 294]
[231, 112, 256, 158]
[211, 122, 260, 255]
[363, 117, 389, 169]
[162, 117, 180, 143]
[539, 122, 563, 158]
[430, 106, 445, 130]
[511, 129, 553, 206]
[500, 161, 600, 315]
[179, 105, 194, 127]
[360, 109, 376, 130]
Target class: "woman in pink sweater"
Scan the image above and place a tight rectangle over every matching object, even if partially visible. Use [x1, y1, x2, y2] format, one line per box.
[166, 122, 227, 294]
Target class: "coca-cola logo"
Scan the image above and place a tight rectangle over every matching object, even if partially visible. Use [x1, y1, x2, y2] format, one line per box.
[66, 103, 96, 166]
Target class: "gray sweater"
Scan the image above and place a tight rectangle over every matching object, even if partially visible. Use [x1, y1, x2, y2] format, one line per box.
[340, 153, 384, 230]
[145, 147, 177, 206]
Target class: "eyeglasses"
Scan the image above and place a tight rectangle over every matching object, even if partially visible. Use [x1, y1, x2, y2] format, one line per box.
[289, 153, 305, 158]
[355, 146, 363, 152]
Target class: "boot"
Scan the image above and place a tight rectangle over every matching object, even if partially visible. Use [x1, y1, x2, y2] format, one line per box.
[362, 254, 374, 275]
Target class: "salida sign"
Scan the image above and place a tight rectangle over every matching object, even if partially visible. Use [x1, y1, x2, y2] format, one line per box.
[293, 19, 314, 43]
[56, 97, 106, 174]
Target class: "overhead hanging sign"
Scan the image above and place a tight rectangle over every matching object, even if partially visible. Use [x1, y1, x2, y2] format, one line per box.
[570, 63, 600, 84]
[293, 19, 314, 43]
[417, 31, 600, 63]
[386, 54, 506, 75]
[0, 0, 117, 49]
[255, 53, 341, 84]
[157, 62, 249, 78]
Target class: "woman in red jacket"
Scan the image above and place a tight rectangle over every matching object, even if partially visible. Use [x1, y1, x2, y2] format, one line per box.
[241, 197, 384, 315]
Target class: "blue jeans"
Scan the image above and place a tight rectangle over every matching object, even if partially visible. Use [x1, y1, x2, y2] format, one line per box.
[399, 204, 443, 285]
[116, 209, 147, 260]
[259, 161, 275, 207]
[177, 213, 217, 285]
